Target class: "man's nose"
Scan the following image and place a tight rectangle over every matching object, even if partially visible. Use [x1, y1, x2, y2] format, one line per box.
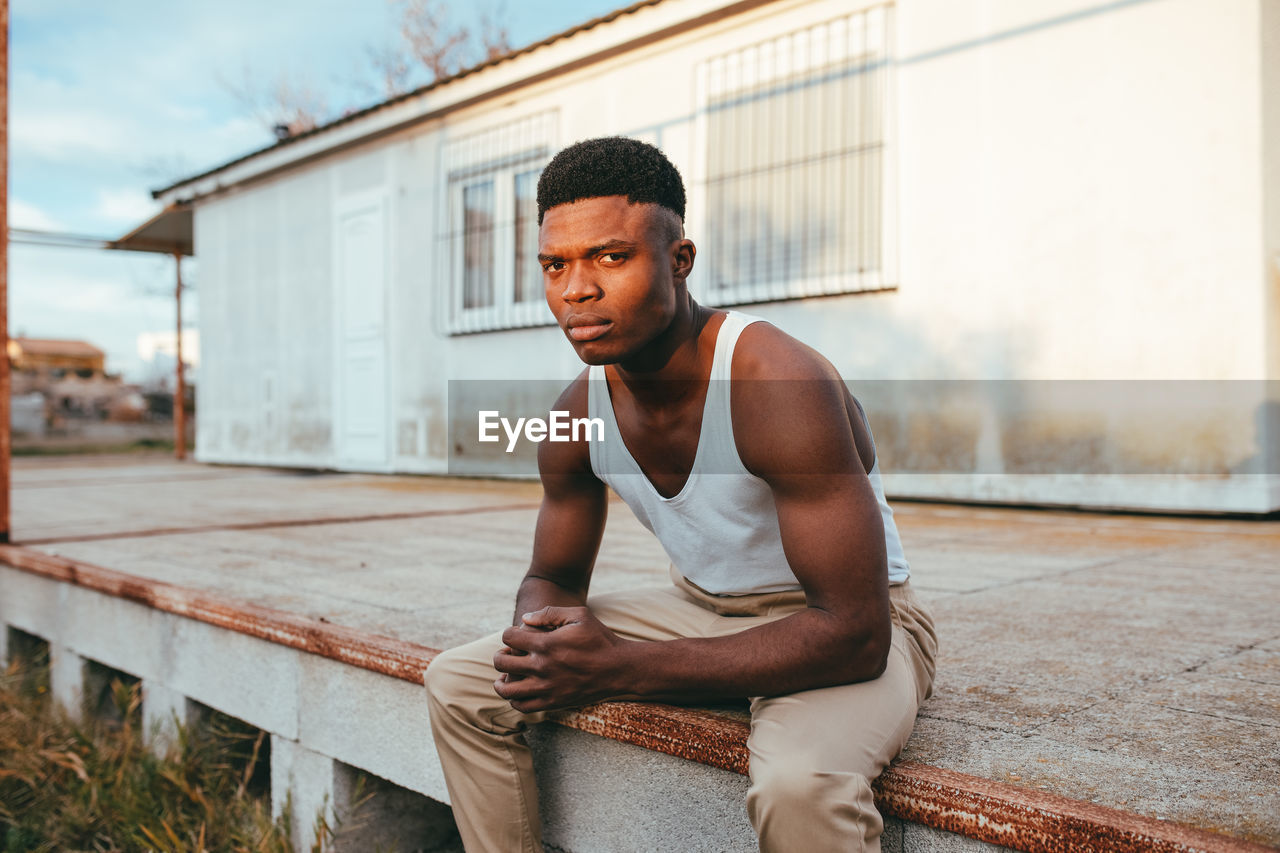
[560, 264, 602, 303]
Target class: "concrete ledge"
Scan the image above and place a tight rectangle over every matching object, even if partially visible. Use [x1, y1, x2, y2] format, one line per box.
[1, 544, 1270, 853]
[0, 545, 433, 683]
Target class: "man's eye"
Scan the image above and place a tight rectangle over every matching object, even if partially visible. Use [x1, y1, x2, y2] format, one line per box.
[542, 261, 564, 272]
[601, 253, 627, 264]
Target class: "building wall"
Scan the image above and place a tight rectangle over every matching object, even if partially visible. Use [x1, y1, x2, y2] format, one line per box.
[193, 0, 1276, 511]
[863, 0, 1273, 510]
[197, 168, 334, 464]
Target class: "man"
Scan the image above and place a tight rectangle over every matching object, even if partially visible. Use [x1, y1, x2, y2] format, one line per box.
[425, 137, 936, 852]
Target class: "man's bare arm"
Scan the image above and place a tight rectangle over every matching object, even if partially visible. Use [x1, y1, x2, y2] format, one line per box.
[495, 325, 892, 711]
[510, 374, 607, 624]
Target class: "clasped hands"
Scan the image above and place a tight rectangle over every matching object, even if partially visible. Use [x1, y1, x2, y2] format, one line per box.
[493, 605, 629, 713]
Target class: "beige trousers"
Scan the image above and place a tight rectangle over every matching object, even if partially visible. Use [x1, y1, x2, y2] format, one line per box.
[424, 575, 937, 853]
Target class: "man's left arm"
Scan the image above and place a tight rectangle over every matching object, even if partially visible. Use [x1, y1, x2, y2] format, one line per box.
[495, 333, 892, 712]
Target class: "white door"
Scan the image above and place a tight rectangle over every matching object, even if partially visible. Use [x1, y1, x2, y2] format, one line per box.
[333, 192, 390, 469]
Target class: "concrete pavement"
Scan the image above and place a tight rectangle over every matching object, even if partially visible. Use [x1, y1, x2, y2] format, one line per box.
[9, 454, 1279, 846]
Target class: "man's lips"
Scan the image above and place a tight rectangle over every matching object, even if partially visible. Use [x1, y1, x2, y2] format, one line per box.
[566, 314, 612, 342]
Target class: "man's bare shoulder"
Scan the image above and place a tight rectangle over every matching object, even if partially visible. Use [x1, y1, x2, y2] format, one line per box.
[730, 319, 874, 476]
[537, 368, 597, 480]
[731, 319, 842, 382]
[554, 367, 592, 416]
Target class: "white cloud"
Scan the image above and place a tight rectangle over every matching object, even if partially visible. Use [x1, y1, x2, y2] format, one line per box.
[94, 188, 160, 227]
[8, 69, 135, 161]
[10, 108, 134, 161]
[9, 198, 63, 231]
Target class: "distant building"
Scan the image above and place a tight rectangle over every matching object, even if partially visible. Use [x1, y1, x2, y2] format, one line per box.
[8, 338, 106, 379]
[8, 337, 142, 423]
[140, 0, 1280, 513]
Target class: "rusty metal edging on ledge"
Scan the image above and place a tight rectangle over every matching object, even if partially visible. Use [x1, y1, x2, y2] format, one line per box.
[0, 545, 1271, 853]
[0, 545, 435, 683]
[871, 761, 1273, 853]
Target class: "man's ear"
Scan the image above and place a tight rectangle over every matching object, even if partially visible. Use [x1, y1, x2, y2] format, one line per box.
[672, 239, 696, 284]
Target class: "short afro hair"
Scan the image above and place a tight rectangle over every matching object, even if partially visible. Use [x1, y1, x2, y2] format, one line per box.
[537, 137, 686, 225]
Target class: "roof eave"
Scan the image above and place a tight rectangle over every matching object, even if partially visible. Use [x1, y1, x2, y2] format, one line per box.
[111, 203, 194, 256]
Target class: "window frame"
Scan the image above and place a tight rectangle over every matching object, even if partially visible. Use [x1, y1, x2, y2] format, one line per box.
[443, 110, 558, 335]
[690, 4, 899, 308]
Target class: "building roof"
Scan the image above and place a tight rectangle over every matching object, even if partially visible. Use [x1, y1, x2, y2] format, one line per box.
[10, 338, 106, 358]
[151, 0, 668, 201]
[111, 203, 193, 256]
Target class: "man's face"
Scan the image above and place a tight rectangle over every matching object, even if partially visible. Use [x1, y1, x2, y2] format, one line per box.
[539, 196, 687, 365]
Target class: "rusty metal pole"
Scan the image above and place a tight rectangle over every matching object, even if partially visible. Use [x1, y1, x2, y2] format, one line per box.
[173, 252, 186, 460]
[0, 0, 11, 542]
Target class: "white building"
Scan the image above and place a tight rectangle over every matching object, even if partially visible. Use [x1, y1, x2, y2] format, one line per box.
[139, 0, 1280, 513]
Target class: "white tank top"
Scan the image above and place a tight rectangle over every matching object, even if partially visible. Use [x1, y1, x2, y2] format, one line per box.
[587, 312, 910, 595]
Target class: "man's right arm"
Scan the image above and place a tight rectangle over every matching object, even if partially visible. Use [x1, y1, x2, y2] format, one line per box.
[511, 375, 607, 625]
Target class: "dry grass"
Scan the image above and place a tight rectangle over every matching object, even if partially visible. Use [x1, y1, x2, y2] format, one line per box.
[0, 650, 321, 852]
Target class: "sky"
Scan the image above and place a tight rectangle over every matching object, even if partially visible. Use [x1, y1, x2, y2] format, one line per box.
[9, 0, 625, 381]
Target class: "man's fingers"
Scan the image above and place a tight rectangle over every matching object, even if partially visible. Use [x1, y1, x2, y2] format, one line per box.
[520, 605, 585, 628]
[494, 677, 554, 714]
[509, 698, 548, 714]
[501, 625, 549, 652]
[493, 675, 545, 702]
[493, 650, 539, 677]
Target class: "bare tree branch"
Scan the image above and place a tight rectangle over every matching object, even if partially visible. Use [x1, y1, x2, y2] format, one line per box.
[366, 39, 414, 100]
[397, 0, 472, 81]
[478, 0, 512, 62]
[216, 63, 330, 139]
[269, 74, 329, 136]
[218, 0, 510, 140]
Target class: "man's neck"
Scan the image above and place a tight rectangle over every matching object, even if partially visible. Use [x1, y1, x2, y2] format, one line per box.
[611, 297, 719, 409]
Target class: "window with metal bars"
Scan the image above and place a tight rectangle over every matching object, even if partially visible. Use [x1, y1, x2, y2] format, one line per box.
[444, 111, 557, 333]
[698, 5, 894, 305]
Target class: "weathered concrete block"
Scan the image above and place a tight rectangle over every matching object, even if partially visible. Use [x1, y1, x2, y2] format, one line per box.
[528, 723, 757, 853]
[902, 822, 1010, 852]
[142, 679, 191, 757]
[167, 617, 299, 738]
[0, 567, 62, 641]
[272, 736, 336, 852]
[49, 644, 86, 721]
[297, 653, 446, 801]
[883, 816, 906, 853]
[61, 586, 172, 682]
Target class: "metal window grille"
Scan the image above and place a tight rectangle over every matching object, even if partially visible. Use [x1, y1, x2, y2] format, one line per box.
[462, 180, 495, 309]
[443, 110, 557, 334]
[513, 168, 543, 304]
[697, 5, 894, 305]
